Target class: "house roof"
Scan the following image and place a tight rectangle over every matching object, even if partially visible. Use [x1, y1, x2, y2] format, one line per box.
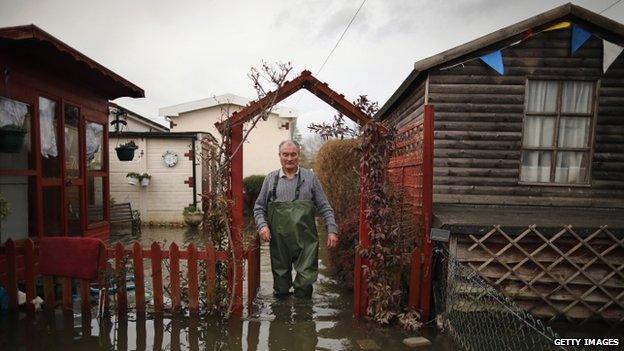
[109, 102, 169, 132]
[377, 3, 624, 119]
[159, 93, 298, 119]
[0, 24, 144, 99]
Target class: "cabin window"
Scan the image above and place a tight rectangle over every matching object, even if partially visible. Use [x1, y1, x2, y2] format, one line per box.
[520, 80, 595, 185]
[0, 96, 36, 241]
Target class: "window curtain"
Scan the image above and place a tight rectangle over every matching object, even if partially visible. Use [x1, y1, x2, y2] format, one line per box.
[39, 97, 58, 158]
[522, 81, 557, 182]
[561, 81, 592, 114]
[526, 81, 558, 113]
[555, 152, 588, 184]
[0, 96, 28, 127]
[522, 81, 593, 183]
[86, 122, 103, 166]
[521, 151, 551, 182]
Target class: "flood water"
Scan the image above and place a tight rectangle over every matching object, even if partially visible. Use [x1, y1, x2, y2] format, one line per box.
[0, 225, 456, 351]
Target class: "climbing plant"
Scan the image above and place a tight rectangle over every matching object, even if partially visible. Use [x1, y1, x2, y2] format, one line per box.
[358, 119, 422, 331]
[199, 61, 293, 316]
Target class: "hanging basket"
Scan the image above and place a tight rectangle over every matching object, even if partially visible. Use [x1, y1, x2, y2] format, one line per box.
[140, 178, 150, 187]
[116, 146, 136, 161]
[0, 129, 27, 153]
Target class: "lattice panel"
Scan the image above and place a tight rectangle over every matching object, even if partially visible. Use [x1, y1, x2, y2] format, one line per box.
[455, 225, 624, 323]
[389, 118, 425, 250]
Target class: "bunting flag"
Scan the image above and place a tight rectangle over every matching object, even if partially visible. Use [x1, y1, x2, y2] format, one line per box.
[603, 39, 624, 73]
[480, 50, 504, 75]
[571, 24, 592, 55]
[544, 21, 571, 32]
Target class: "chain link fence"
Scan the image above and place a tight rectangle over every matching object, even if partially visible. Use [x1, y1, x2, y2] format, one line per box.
[435, 245, 584, 351]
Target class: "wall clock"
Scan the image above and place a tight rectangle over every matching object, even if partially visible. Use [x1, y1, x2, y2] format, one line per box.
[162, 150, 178, 167]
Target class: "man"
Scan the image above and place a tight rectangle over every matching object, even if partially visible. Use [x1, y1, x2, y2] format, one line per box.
[254, 140, 338, 298]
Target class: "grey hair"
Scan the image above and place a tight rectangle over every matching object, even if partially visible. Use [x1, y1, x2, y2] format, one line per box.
[278, 140, 301, 152]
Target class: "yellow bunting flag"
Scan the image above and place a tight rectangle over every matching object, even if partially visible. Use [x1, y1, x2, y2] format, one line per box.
[543, 21, 571, 32]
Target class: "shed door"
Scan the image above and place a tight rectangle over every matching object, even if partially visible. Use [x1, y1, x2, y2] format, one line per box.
[40, 100, 85, 236]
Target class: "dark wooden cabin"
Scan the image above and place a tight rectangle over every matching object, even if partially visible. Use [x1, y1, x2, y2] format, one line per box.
[378, 4, 624, 322]
[0, 25, 144, 244]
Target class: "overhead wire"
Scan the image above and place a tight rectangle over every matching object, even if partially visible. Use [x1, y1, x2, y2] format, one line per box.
[600, 0, 623, 14]
[293, 0, 367, 109]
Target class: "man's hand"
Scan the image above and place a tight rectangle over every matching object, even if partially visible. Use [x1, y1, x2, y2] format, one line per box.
[259, 226, 271, 242]
[327, 233, 338, 248]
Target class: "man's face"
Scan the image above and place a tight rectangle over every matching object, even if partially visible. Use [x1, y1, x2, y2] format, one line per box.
[279, 143, 299, 172]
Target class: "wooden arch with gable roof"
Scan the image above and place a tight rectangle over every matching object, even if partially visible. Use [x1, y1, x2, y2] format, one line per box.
[215, 70, 433, 320]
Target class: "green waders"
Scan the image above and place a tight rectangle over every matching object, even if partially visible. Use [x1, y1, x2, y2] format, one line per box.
[267, 173, 319, 298]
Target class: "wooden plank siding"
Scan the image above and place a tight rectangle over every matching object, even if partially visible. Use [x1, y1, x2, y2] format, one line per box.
[384, 79, 427, 129]
[391, 30, 624, 208]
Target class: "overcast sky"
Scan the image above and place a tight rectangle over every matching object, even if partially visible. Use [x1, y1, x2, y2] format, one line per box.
[2, 0, 624, 134]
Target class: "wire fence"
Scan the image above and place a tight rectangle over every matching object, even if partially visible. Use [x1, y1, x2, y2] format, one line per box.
[436, 245, 584, 351]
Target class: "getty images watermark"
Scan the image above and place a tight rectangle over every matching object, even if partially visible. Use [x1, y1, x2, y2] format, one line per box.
[554, 338, 620, 347]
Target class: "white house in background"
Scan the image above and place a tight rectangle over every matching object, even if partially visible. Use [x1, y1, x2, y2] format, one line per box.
[108, 103, 206, 223]
[159, 93, 298, 177]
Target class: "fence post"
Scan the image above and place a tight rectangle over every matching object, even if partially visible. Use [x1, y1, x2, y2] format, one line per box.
[170, 242, 181, 313]
[132, 241, 145, 313]
[187, 244, 199, 314]
[151, 242, 164, 313]
[62, 277, 72, 311]
[115, 242, 127, 314]
[419, 104, 435, 320]
[98, 243, 109, 314]
[24, 239, 36, 313]
[354, 165, 369, 318]
[205, 243, 216, 304]
[5, 239, 18, 311]
[229, 122, 244, 316]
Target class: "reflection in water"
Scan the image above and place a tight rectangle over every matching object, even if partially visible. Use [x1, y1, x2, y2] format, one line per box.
[268, 299, 317, 351]
[1, 226, 457, 351]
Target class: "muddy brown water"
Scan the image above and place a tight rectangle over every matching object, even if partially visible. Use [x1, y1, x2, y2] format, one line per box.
[2, 226, 612, 350]
[0, 226, 456, 350]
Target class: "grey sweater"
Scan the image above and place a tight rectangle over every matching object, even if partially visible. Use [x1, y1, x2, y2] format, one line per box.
[253, 168, 338, 234]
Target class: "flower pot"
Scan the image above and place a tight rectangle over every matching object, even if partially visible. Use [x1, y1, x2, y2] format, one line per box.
[140, 178, 150, 186]
[183, 212, 203, 227]
[126, 176, 139, 185]
[116, 146, 136, 161]
[0, 129, 27, 153]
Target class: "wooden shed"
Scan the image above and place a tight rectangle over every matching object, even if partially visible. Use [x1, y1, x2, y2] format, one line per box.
[378, 4, 624, 322]
[0, 25, 144, 243]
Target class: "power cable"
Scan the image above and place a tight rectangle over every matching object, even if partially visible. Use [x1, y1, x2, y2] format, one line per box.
[293, 0, 367, 109]
[316, 0, 367, 77]
[600, 0, 623, 14]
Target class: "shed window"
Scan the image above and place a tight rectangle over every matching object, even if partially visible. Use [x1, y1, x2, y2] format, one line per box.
[520, 80, 595, 185]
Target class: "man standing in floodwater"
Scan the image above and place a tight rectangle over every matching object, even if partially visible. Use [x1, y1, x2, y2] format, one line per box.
[253, 140, 338, 298]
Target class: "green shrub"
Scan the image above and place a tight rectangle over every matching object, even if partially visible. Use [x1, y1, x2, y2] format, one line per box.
[243, 175, 266, 215]
[315, 139, 360, 289]
[315, 139, 360, 220]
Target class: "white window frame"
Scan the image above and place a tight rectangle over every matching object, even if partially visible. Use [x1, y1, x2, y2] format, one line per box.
[519, 78, 599, 186]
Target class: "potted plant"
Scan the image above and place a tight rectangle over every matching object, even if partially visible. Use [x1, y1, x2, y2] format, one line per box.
[0, 124, 27, 153]
[183, 205, 203, 227]
[139, 173, 151, 186]
[126, 172, 141, 186]
[115, 141, 138, 161]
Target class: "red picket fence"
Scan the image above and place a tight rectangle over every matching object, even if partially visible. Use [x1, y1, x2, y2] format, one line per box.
[0, 238, 255, 315]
